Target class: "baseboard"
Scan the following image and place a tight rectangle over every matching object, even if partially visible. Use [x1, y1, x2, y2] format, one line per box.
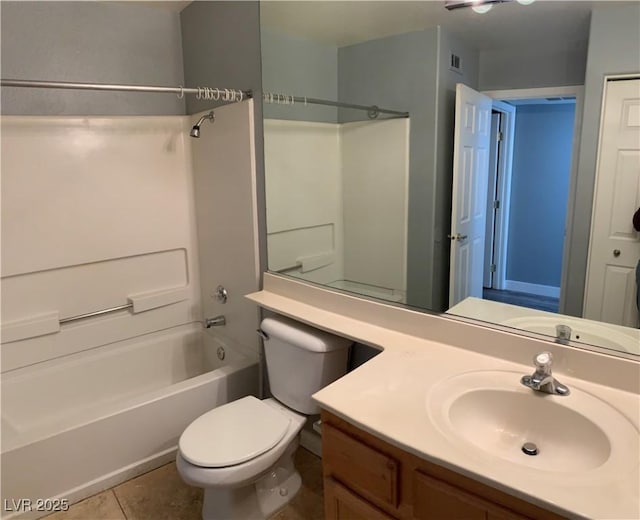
[504, 280, 560, 298]
[300, 427, 322, 458]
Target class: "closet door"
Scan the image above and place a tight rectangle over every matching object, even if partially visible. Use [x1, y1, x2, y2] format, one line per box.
[584, 78, 640, 327]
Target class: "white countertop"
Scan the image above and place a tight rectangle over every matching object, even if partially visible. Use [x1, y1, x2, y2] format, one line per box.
[247, 274, 640, 520]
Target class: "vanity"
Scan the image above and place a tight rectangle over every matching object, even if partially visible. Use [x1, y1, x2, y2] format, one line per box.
[247, 274, 640, 520]
[321, 410, 560, 520]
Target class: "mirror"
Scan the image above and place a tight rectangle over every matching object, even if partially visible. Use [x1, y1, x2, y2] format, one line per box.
[260, 0, 640, 358]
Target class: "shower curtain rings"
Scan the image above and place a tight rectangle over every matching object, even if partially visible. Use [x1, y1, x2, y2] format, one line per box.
[177, 86, 184, 100]
[204, 88, 210, 100]
[213, 88, 220, 101]
[196, 87, 201, 100]
[290, 95, 294, 105]
[238, 90, 243, 102]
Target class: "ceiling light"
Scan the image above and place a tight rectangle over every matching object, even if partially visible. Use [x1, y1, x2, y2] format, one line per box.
[444, 0, 535, 11]
[472, 2, 493, 13]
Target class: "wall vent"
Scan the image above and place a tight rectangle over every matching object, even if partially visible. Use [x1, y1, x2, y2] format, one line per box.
[449, 53, 462, 74]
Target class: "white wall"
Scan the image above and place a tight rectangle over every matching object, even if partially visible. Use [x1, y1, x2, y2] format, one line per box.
[1, 103, 262, 370]
[263, 119, 345, 284]
[263, 117, 409, 297]
[341, 119, 409, 297]
[1, 116, 200, 371]
[190, 101, 262, 356]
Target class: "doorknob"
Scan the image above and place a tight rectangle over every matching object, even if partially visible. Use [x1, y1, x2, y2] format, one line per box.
[447, 233, 468, 241]
[613, 249, 621, 257]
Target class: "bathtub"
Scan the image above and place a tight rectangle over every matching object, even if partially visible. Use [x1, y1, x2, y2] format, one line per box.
[1, 323, 259, 519]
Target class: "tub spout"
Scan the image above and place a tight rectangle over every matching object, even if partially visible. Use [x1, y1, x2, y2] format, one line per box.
[205, 315, 226, 328]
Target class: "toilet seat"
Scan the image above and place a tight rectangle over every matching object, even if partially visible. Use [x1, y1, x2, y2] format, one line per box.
[179, 396, 291, 468]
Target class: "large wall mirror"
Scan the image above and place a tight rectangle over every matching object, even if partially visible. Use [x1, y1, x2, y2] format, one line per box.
[259, 0, 640, 358]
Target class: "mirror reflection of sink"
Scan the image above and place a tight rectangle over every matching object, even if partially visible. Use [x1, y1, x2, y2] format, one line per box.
[501, 316, 640, 354]
[428, 371, 638, 474]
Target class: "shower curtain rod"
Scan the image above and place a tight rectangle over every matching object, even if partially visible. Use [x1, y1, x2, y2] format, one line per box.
[262, 91, 409, 118]
[0, 79, 253, 101]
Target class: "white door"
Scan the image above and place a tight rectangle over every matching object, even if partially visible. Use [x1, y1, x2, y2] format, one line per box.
[584, 78, 640, 327]
[449, 83, 493, 307]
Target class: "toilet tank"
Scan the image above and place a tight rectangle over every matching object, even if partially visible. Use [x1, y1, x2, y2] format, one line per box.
[260, 315, 352, 414]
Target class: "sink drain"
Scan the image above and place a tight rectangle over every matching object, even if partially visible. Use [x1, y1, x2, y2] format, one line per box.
[522, 442, 539, 456]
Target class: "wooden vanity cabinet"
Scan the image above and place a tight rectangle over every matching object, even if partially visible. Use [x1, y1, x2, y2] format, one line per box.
[320, 410, 567, 520]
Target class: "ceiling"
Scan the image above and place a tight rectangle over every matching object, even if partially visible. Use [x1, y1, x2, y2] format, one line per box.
[133, 1, 628, 51]
[131, 0, 192, 12]
[259, 1, 618, 50]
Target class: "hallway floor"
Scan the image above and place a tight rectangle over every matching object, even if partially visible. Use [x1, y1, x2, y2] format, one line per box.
[44, 447, 324, 520]
[483, 288, 559, 313]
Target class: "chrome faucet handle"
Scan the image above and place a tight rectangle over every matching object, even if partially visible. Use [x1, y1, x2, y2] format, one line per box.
[533, 351, 553, 373]
[521, 351, 570, 396]
[555, 324, 572, 344]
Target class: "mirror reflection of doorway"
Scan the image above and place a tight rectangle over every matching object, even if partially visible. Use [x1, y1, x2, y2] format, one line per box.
[483, 96, 576, 313]
[449, 84, 579, 313]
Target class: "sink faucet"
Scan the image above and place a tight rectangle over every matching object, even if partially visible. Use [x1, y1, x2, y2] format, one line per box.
[521, 351, 570, 396]
[555, 324, 572, 345]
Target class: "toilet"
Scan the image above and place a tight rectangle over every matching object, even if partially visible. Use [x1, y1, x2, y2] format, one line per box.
[176, 315, 352, 520]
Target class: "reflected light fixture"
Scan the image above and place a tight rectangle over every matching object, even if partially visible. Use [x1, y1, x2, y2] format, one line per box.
[445, 0, 535, 13]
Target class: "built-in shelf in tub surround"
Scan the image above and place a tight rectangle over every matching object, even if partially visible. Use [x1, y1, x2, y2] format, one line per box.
[245, 273, 640, 520]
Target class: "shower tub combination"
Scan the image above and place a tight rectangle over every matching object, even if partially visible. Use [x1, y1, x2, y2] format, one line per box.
[1, 323, 258, 519]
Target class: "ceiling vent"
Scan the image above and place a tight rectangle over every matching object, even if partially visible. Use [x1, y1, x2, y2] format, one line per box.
[449, 53, 463, 74]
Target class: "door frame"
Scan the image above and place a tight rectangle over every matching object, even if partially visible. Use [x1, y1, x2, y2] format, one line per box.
[485, 100, 516, 291]
[482, 85, 584, 311]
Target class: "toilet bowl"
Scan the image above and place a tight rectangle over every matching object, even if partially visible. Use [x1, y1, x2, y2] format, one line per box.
[177, 397, 306, 519]
[176, 315, 351, 520]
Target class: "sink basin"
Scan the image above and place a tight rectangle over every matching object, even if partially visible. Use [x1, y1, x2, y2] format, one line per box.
[427, 371, 638, 474]
[501, 316, 640, 354]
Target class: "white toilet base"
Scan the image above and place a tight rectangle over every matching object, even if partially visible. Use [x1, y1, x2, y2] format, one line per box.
[200, 440, 301, 520]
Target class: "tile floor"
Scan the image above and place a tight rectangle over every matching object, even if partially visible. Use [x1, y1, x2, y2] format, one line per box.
[44, 448, 324, 520]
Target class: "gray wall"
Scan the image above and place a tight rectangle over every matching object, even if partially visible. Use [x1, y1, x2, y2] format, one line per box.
[563, 2, 640, 317]
[432, 27, 480, 311]
[1, 1, 185, 115]
[478, 40, 588, 91]
[507, 103, 575, 287]
[181, 1, 262, 115]
[180, 1, 269, 281]
[338, 29, 439, 310]
[261, 29, 338, 122]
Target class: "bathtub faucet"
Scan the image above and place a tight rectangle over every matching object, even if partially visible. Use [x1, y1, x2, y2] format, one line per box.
[205, 315, 226, 328]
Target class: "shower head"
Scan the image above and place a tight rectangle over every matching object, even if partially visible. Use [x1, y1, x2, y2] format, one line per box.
[190, 111, 215, 138]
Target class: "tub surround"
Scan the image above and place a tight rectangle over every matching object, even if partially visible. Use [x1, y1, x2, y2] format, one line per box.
[246, 273, 640, 519]
[1, 101, 262, 519]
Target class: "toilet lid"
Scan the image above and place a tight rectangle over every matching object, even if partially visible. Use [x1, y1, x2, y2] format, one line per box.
[179, 396, 291, 468]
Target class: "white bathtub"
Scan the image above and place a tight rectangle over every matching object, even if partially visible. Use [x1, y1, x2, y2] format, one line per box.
[1, 323, 259, 519]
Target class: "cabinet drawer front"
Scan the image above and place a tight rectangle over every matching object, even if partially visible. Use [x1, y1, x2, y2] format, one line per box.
[323, 423, 399, 508]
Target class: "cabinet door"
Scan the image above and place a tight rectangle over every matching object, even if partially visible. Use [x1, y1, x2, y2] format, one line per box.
[323, 423, 399, 508]
[413, 471, 529, 520]
[325, 478, 397, 520]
